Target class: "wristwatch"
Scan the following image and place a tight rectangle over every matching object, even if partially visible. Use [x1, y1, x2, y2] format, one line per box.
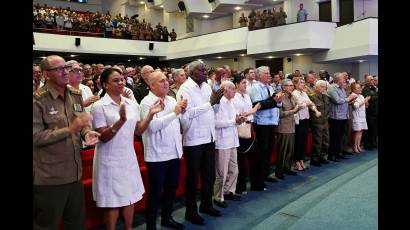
[111, 125, 118, 133]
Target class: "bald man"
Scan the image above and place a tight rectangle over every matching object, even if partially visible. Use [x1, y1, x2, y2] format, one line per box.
[140, 71, 187, 230]
[134, 65, 154, 103]
[213, 81, 245, 208]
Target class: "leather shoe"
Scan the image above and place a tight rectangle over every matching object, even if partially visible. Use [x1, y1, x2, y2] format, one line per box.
[275, 172, 285, 179]
[265, 177, 278, 183]
[224, 193, 241, 201]
[161, 218, 185, 229]
[319, 159, 329, 164]
[283, 170, 297, 176]
[185, 213, 205, 225]
[199, 207, 222, 217]
[328, 157, 340, 162]
[214, 199, 228, 208]
[310, 160, 321, 167]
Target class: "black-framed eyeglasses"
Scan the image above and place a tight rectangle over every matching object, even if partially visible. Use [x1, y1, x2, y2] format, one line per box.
[46, 66, 71, 73]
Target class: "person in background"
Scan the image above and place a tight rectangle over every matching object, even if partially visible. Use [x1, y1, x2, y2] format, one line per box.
[350, 82, 370, 153]
[232, 74, 261, 194]
[297, 3, 308, 22]
[308, 80, 331, 167]
[275, 79, 299, 179]
[361, 75, 378, 150]
[168, 68, 187, 99]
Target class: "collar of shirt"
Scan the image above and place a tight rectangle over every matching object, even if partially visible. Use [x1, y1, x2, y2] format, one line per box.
[101, 93, 132, 106]
[187, 77, 208, 89]
[46, 83, 68, 99]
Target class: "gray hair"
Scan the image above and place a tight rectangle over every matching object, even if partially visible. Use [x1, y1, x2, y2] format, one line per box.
[188, 60, 205, 75]
[256, 66, 269, 77]
[315, 80, 327, 88]
[281, 79, 292, 86]
[172, 68, 184, 78]
[66, 60, 78, 67]
[333, 72, 343, 82]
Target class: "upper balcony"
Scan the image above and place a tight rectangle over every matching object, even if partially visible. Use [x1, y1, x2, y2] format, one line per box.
[33, 18, 377, 62]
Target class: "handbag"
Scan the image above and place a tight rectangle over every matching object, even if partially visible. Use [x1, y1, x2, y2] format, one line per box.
[237, 122, 252, 139]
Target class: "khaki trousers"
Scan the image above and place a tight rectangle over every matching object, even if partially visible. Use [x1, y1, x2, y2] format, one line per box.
[213, 148, 238, 202]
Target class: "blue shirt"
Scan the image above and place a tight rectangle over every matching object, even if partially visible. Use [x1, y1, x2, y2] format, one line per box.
[250, 81, 281, 125]
[297, 9, 308, 22]
[327, 83, 349, 120]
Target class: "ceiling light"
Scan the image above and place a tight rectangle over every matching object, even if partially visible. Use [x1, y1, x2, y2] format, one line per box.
[139, 57, 145, 60]
[267, 56, 274, 59]
[128, 59, 131, 62]
[198, 59, 203, 61]
[40, 56, 46, 59]
[203, 15, 210, 18]
[358, 60, 365, 62]
[240, 54, 246, 57]
[234, 6, 242, 11]
[160, 5, 164, 8]
[70, 54, 77, 57]
[216, 56, 223, 59]
[140, 1, 145, 4]
[294, 53, 302, 56]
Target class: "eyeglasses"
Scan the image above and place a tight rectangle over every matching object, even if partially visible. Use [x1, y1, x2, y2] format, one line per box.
[70, 68, 83, 74]
[46, 66, 71, 73]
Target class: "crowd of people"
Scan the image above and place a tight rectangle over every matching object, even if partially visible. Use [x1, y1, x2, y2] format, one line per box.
[33, 55, 378, 230]
[33, 4, 177, 41]
[239, 3, 310, 30]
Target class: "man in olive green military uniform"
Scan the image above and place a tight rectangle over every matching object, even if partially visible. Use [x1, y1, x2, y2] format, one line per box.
[33, 55, 100, 230]
[362, 75, 378, 150]
[308, 80, 330, 166]
[305, 73, 316, 97]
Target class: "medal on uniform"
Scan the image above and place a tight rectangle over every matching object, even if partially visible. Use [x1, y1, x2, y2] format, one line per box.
[73, 103, 83, 112]
[49, 107, 58, 115]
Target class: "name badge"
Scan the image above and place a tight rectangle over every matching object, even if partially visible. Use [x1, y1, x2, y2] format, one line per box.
[73, 103, 83, 112]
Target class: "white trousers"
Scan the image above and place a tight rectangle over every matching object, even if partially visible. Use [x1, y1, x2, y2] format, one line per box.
[213, 148, 238, 202]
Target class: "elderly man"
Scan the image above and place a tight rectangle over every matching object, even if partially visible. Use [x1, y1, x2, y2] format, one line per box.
[168, 68, 187, 99]
[250, 66, 283, 188]
[140, 71, 187, 230]
[309, 80, 331, 166]
[66, 60, 100, 113]
[327, 73, 357, 162]
[134, 65, 154, 103]
[33, 55, 100, 230]
[33, 65, 42, 91]
[82, 64, 93, 81]
[213, 81, 245, 208]
[362, 75, 378, 150]
[176, 60, 223, 225]
[271, 73, 282, 92]
[305, 73, 316, 96]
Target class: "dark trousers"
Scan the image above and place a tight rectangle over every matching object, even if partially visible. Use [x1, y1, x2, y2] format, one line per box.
[33, 180, 85, 230]
[363, 115, 378, 148]
[294, 119, 310, 161]
[255, 124, 276, 179]
[146, 158, 181, 227]
[328, 118, 347, 159]
[183, 142, 215, 216]
[311, 123, 329, 161]
[236, 137, 263, 192]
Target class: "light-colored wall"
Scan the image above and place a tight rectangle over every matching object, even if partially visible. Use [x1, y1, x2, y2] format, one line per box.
[353, 60, 378, 81]
[354, 0, 378, 20]
[34, 0, 103, 12]
[194, 15, 233, 36]
[136, 4, 164, 27]
[282, 55, 353, 76]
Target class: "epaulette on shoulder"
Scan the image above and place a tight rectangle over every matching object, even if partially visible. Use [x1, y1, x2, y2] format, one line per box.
[67, 86, 82, 95]
[33, 87, 49, 99]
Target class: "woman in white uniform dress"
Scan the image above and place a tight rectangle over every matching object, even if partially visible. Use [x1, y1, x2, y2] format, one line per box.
[91, 68, 163, 230]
